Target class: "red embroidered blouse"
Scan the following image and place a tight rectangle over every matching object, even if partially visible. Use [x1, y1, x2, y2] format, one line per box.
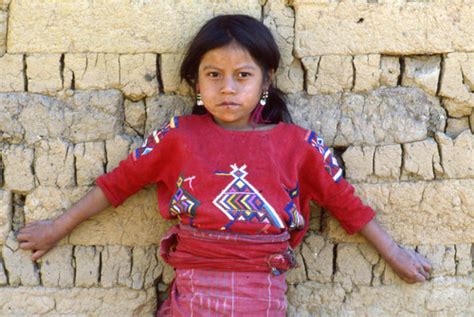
[96, 113, 375, 248]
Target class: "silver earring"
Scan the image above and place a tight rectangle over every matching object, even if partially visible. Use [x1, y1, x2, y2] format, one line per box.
[260, 90, 269, 106]
[196, 93, 204, 106]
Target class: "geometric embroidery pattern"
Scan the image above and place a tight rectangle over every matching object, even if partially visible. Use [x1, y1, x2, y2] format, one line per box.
[133, 116, 178, 161]
[284, 202, 305, 231]
[283, 183, 305, 231]
[305, 130, 343, 183]
[169, 175, 200, 223]
[213, 164, 285, 230]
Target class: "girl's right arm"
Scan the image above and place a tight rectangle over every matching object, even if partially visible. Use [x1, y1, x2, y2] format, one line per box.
[17, 186, 110, 261]
[17, 117, 180, 262]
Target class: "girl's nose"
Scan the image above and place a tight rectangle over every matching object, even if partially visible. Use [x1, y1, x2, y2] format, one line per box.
[220, 76, 236, 94]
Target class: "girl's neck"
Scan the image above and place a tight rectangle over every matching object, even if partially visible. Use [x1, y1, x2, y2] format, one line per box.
[207, 113, 277, 132]
[220, 124, 276, 131]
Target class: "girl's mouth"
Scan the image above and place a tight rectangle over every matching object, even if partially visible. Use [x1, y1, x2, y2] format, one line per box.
[219, 102, 239, 106]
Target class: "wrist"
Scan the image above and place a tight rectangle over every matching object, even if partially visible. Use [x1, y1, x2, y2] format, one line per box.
[52, 212, 75, 240]
[381, 242, 401, 264]
[359, 219, 400, 263]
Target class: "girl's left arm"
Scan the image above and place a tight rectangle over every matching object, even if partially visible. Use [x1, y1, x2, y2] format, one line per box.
[298, 130, 432, 283]
[359, 218, 432, 283]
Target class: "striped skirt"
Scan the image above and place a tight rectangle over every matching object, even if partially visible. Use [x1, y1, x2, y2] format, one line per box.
[157, 268, 287, 317]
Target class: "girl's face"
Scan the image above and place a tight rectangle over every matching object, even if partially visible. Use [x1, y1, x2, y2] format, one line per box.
[197, 43, 271, 129]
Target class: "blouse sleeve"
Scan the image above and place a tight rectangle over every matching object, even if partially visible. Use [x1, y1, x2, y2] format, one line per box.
[299, 130, 376, 235]
[96, 117, 180, 207]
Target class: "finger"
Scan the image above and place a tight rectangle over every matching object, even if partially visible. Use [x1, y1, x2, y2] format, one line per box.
[22, 222, 37, 229]
[16, 232, 31, 241]
[408, 272, 426, 284]
[419, 257, 433, 272]
[414, 253, 432, 272]
[421, 261, 432, 273]
[416, 266, 430, 280]
[19, 241, 35, 250]
[18, 226, 35, 235]
[414, 271, 426, 283]
[32, 249, 47, 262]
[402, 274, 419, 284]
[17, 227, 27, 235]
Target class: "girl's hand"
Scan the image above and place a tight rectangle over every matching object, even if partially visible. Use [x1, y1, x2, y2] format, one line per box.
[385, 246, 432, 283]
[359, 218, 432, 283]
[16, 219, 64, 261]
[15, 186, 111, 262]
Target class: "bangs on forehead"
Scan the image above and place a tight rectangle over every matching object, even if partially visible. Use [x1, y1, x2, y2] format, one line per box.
[199, 42, 262, 70]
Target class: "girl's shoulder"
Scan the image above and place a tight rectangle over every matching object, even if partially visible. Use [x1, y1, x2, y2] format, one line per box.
[149, 114, 203, 133]
[170, 113, 210, 132]
[275, 122, 335, 157]
[275, 121, 320, 142]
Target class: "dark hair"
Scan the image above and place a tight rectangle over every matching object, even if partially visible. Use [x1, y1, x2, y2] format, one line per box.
[179, 14, 293, 124]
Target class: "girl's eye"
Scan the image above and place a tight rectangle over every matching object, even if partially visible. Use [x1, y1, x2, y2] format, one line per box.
[207, 72, 219, 78]
[238, 72, 252, 78]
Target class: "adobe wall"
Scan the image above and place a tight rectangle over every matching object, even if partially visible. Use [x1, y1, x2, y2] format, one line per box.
[0, 0, 472, 315]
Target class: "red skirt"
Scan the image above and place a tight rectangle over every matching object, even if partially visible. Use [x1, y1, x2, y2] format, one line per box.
[157, 268, 287, 317]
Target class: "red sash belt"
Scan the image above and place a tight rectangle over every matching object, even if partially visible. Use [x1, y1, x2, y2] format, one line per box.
[160, 224, 296, 275]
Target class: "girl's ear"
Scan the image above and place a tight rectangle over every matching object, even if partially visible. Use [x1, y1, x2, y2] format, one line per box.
[264, 69, 275, 90]
[195, 83, 200, 92]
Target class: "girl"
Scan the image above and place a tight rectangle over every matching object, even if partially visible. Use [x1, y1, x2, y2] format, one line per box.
[17, 14, 431, 316]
